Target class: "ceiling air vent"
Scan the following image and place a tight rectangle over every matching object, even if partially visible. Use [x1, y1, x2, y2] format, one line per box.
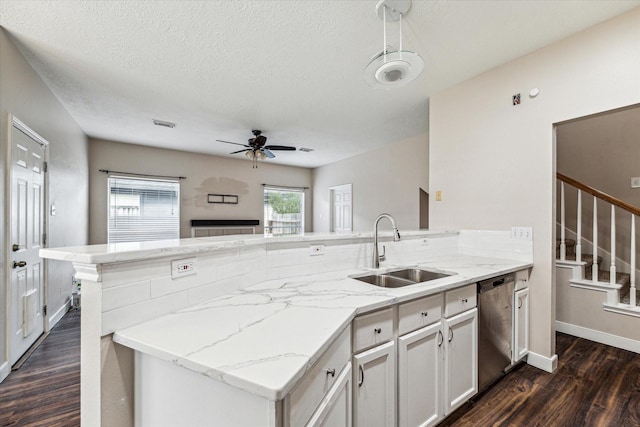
[153, 119, 176, 128]
[299, 147, 314, 152]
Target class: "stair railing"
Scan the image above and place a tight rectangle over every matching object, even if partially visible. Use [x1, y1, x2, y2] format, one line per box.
[557, 173, 639, 306]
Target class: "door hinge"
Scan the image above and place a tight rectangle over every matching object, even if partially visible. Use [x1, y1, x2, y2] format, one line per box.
[43, 233, 47, 245]
[43, 305, 47, 316]
[43, 161, 48, 172]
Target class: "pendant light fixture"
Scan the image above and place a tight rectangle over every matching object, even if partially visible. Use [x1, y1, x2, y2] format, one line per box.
[364, 0, 424, 90]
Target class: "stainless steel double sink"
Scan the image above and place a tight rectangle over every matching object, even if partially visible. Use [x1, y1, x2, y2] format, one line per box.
[351, 268, 454, 288]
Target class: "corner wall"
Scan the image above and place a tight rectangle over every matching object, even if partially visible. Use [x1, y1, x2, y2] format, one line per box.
[312, 133, 428, 232]
[0, 28, 89, 380]
[89, 139, 313, 243]
[429, 9, 640, 364]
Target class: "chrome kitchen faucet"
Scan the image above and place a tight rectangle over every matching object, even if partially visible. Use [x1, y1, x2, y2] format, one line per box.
[372, 213, 401, 269]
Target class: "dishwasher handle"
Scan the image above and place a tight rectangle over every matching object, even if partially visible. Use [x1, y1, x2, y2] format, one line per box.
[477, 273, 515, 293]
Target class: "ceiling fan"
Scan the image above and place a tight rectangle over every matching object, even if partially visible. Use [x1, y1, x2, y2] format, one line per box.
[216, 130, 296, 168]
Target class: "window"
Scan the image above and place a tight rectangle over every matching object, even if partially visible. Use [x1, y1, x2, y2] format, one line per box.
[108, 176, 180, 243]
[263, 187, 304, 236]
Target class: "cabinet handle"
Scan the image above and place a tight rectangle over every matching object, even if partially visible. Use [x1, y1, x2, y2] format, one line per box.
[438, 330, 444, 347]
[13, 261, 27, 269]
[358, 365, 364, 387]
[421, 311, 428, 317]
[374, 328, 382, 334]
[518, 298, 522, 309]
[326, 368, 336, 377]
[12, 244, 19, 252]
[461, 298, 468, 303]
[448, 327, 453, 342]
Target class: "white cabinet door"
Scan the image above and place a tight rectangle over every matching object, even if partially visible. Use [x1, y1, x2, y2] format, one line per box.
[443, 308, 478, 415]
[514, 288, 530, 362]
[307, 363, 352, 427]
[353, 341, 395, 427]
[398, 321, 443, 427]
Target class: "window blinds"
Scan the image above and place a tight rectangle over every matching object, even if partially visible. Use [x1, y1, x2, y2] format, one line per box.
[108, 176, 180, 243]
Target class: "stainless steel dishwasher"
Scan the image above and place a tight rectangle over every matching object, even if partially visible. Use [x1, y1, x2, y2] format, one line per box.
[477, 273, 515, 392]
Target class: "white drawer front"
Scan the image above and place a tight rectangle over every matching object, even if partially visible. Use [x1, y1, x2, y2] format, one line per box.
[287, 326, 351, 427]
[444, 284, 477, 317]
[398, 294, 443, 336]
[353, 307, 394, 353]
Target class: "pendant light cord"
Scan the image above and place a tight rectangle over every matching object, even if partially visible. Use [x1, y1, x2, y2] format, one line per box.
[382, 4, 387, 55]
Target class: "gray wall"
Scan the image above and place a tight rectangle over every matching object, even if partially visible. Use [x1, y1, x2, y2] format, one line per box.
[312, 133, 428, 233]
[0, 29, 89, 379]
[429, 8, 640, 363]
[89, 138, 313, 243]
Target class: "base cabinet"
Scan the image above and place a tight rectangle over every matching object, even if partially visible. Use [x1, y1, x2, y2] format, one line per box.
[513, 288, 530, 362]
[443, 308, 478, 415]
[307, 363, 352, 427]
[397, 321, 443, 427]
[353, 341, 396, 427]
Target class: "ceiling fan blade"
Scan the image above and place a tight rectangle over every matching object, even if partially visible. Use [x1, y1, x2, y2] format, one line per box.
[264, 145, 296, 151]
[230, 149, 250, 154]
[217, 139, 250, 147]
[263, 148, 276, 159]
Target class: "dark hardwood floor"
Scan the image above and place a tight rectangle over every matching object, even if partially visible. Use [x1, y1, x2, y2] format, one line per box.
[440, 332, 640, 427]
[1, 312, 639, 427]
[0, 309, 80, 427]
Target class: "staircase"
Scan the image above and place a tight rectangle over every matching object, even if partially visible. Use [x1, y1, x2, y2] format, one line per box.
[557, 173, 639, 314]
[556, 238, 638, 306]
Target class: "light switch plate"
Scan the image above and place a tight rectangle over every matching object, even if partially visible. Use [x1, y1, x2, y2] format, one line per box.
[631, 177, 640, 188]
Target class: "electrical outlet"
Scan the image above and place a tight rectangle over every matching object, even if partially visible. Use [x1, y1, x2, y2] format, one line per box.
[310, 245, 325, 256]
[421, 238, 430, 245]
[171, 258, 197, 279]
[435, 191, 442, 201]
[631, 177, 640, 188]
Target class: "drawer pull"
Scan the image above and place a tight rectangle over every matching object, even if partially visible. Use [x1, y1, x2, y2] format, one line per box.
[358, 365, 364, 387]
[374, 328, 382, 334]
[326, 368, 336, 377]
[421, 311, 428, 317]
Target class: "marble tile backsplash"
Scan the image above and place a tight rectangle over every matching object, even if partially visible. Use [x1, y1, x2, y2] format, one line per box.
[97, 230, 531, 335]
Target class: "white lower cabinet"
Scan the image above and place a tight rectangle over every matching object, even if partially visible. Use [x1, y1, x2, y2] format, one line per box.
[513, 288, 530, 362]
[353, 340, 396, 427]
[397, 321, 443, 427]
[307, 363, 352, 427]
[443, 308, 478, 415]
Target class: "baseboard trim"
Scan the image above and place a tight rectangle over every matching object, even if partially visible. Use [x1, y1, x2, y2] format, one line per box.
[0, 361, 9, 383]
[47, 300, 71, 332]
[556, 320, 640, 353]
[526, 351, 558, 373]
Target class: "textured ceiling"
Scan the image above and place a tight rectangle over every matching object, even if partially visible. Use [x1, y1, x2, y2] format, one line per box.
[1, 1, 639, 168]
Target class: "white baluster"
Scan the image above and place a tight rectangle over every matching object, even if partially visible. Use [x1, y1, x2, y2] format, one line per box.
[560, 182, 566, 260]
[610, 205, 616, 285]
[631, 214, 636, 307]
[576, 190, 582, 262]
[592, 197, 599, 282]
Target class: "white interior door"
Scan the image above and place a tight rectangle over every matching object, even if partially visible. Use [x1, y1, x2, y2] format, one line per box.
[330, 184, 352, 233]
[9, 118, 47, 365]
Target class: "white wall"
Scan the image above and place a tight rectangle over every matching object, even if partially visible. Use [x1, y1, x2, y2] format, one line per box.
[0, 29, 89, 380]
[89, 139, 313, 243]
[429, 9, 640, 362]
[312, 133, 428, 233]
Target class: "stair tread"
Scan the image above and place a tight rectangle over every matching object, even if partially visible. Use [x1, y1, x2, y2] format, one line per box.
[620, 289, 640, 306]
[597, 270, 631, 286]
[561, 253, 603, 264]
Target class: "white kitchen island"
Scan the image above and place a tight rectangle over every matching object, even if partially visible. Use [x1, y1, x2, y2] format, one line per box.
[40, 230, 533, 427]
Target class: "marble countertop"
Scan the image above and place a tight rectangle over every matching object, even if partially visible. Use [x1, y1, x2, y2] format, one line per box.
[39, 230, 456, 264]
[113, 254, 531, 401]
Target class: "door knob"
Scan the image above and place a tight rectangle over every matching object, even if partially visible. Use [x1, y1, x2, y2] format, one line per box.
[12, 244, 20, 252]
[13, 261, 27, 268]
